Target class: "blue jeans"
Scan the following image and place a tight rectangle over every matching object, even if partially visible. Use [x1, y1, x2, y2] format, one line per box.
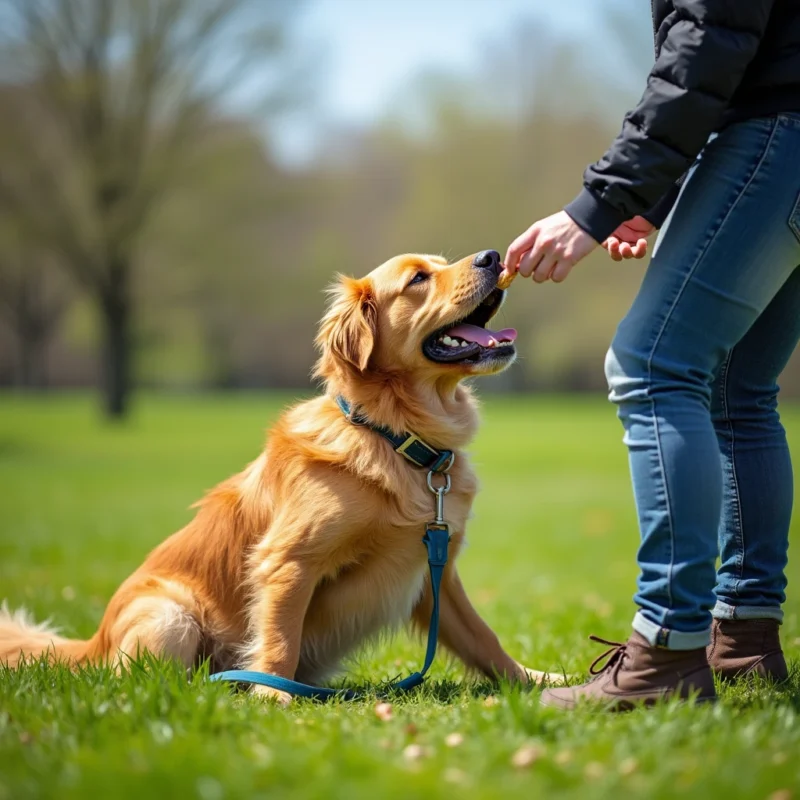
[606, 114, 800, 650]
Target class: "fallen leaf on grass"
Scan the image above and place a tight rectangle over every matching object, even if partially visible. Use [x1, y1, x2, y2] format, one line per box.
[403, 744, 430, 761]
[511, 744, 544, 769]
[585, 762, 605, 780]
[618, 758, 638, 776]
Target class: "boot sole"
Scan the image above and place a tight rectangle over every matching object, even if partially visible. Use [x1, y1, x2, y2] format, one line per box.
[540, 692, 718, 712]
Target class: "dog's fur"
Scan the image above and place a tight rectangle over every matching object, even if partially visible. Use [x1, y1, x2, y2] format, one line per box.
[1, 253, 550, 702]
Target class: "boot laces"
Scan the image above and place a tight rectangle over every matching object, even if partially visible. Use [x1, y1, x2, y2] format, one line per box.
[588, 635, 629, 676]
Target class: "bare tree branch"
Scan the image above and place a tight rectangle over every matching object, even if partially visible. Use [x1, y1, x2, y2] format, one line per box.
[0, 164, 99, 288]
[0, 0, 307, 414]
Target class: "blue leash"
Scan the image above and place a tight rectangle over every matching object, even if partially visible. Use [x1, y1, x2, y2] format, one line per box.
[210, 526, 449, 700]
[210, 396, 455, 701]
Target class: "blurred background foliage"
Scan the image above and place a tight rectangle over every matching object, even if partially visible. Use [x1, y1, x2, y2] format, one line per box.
[1, 0, 798, 417]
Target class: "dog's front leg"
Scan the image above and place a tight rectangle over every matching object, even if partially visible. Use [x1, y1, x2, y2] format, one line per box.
[245, 553, 317, 706]
[412, 565, 553, 685]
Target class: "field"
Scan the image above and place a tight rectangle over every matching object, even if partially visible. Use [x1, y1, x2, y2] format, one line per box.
[1, 393, 798, 800]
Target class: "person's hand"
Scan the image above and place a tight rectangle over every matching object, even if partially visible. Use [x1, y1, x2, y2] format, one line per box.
[504, 211, 599, 284]
[602, 216, 655, 261]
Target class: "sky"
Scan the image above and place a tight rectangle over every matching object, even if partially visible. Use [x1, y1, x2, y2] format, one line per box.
[265, 0, 651, 163]
[297, 0, 599, 123]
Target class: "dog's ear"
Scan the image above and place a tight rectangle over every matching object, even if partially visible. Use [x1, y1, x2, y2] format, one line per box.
[316, 275, 377, 373]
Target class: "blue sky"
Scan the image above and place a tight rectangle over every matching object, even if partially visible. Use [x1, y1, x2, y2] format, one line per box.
[268, 0, 651, 162]
[297, 0, 600, 123]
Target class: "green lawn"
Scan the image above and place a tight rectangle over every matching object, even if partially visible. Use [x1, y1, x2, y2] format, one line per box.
[0, 393, 798, 800]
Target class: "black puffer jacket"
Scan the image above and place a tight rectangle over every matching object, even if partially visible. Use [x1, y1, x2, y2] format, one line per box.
[565, 0, 800, 243]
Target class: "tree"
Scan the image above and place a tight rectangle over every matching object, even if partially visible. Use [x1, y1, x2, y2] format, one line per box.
[0, 190, 70, 388]
[0, 0, 304, 417]
[0, 248, 69, 389]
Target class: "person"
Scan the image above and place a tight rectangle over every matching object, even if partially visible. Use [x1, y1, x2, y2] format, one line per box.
[504, 0, 800, 710]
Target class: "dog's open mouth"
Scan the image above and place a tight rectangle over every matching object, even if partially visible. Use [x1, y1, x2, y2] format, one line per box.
[423, 287, 517, 364]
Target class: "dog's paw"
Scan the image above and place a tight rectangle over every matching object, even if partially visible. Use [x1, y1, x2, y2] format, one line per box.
[251, 684, 293, 707]
[518, 664, 569, 686]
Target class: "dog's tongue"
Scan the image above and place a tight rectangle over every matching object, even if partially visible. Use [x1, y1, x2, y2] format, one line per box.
[446, 323, 517, 347]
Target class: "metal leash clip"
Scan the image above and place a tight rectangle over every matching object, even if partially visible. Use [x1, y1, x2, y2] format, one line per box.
[426, 466, 452, 533]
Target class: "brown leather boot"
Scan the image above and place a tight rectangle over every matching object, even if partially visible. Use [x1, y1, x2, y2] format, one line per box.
[707, 618, 789, 682]
[540, 632, 717, 711]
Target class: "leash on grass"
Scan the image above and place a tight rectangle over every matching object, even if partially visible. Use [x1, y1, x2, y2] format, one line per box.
[209, 396, 454, 701]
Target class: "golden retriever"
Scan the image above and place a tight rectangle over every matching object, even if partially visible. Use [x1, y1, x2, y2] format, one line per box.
[1, 250, 549, 703]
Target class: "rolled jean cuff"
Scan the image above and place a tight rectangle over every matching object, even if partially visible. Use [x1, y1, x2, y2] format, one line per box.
[632, 611, 711, 650]
[712, 601, 783, 623]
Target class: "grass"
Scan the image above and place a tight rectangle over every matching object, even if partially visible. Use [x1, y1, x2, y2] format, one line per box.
[0, 392, 798, 800]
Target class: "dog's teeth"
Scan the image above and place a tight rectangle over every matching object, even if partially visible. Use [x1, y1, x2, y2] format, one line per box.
[442, 335, 454, 345]
[449, 340, 460, 348]
[461, 341, 469, 347]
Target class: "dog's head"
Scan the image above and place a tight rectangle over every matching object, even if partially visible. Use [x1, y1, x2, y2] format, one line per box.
[315, 251, 516, 384]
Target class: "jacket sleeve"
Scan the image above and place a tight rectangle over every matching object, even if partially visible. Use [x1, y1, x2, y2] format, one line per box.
[564, 0, 776, 243]
[641, 161, 695, 230]
[642, 181, 683, 229]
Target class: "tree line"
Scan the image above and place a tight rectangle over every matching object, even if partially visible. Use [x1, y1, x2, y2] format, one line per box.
[2, 1, 799, 417]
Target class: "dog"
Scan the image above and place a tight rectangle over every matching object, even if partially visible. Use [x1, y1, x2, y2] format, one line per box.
[1, 250, 552, 703]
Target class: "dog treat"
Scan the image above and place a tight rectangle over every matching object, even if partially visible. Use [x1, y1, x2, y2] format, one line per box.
[497, 268, 516, 290]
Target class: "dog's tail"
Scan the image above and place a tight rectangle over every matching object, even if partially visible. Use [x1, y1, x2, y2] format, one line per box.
[0, 601, 94, 667]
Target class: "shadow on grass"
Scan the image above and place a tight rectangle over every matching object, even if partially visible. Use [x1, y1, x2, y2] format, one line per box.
[718, 661, 800, 711]
[4, 653, 798, 714]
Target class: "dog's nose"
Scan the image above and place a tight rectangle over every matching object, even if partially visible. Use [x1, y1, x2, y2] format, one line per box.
[473, 250, 501, 274]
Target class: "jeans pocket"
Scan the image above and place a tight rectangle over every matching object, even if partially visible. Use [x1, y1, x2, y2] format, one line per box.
[790, 189, 800, 245]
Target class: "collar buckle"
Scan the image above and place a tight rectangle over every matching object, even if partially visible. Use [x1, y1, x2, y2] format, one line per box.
[395, 433, 438, 467]
[336, 394, 454, 472]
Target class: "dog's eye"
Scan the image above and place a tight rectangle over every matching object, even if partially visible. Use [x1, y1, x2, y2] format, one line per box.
[407, 271, 429, 288]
